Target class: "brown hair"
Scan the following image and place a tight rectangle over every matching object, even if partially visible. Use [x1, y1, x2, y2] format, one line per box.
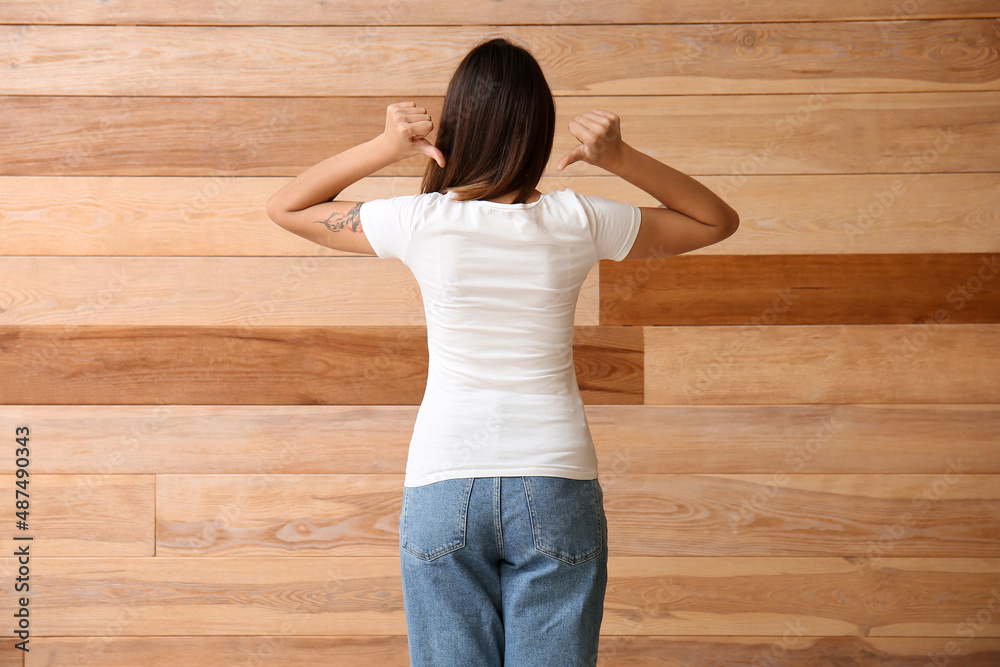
[421, 38, 555, 204]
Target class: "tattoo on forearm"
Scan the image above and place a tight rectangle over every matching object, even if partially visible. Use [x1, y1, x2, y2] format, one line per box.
[314, 203, 364, 233]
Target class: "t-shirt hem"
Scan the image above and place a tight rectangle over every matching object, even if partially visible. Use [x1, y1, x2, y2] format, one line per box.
[403, 466, 599, 488]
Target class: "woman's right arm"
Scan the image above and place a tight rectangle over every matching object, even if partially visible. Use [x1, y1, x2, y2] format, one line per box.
[556, 109, 739, 259]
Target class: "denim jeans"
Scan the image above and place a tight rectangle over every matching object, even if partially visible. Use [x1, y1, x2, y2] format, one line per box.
[398, 476, 608, 666]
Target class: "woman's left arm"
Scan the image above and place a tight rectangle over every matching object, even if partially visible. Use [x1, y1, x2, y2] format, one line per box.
[265, 102, 445, 254]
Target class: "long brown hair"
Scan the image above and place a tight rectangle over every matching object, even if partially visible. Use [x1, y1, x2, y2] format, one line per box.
[421, 38, 555, 204]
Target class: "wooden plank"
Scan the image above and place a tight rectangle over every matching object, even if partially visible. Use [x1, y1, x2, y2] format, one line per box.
[0, 256, 598, 327]
[150, 473, 999, 558]
[4, 93, 996, 177]
[0, 325, 641, 405]
[645, 324, 1000, 405]
[601, 254, 1000, 325]
[0, 406, 414, 475]
[9, 475, 154, 557]
[604, 557, 1000, 636]
[13, 556, 998, 637]
[155, 474, 404, 557]
[28, 636, 411, 667]
[4, 405, 997, 476]
[605, 474, 1000, 557]
[599, 637, 1000, 666]
[1, 0, 995, 25]
[23, 635, 1000, 666]
[4, 174, 998, 256]
[5, 22, 997, 97]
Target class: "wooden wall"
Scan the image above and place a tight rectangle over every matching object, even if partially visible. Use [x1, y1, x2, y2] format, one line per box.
[2, 1, 999, 664]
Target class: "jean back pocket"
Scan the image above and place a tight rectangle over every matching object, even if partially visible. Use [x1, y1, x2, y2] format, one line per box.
[399, 478, 475, 561]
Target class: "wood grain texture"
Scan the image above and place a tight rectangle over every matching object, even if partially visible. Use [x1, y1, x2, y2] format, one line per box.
[22, 636, 1000, 666]
[5, 21, 997, 96]
[4, 174, 997, 256]
[25, 475, 154, 557]
[0, 326, 641, 405]
[5, 404, 998, 475]
[601, 254, 1000, 325]
[1, 0, 994, 25]
[0, 256, 599, 326]
[10, 556, 997, 637]
[4, 93, 997, 177]
[645, 324, 1000, 404]
[148, 473, 999, 558]
[155, 474, 404, 557]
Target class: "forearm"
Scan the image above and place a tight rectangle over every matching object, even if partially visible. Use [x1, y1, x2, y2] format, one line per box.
[267, 136, 396, 214]
[605, 144, 738, 230]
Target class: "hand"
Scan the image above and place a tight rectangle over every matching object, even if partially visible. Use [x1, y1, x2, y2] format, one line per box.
[556, 109, 625, 171]
[377, 102, 446, 168]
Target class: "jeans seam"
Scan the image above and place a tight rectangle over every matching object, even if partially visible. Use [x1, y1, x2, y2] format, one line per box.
[494, 477, 504, 562]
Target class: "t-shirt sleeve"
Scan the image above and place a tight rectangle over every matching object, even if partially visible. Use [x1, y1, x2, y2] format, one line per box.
[359, 196, 416, 260]
[576, 193, 642, 261]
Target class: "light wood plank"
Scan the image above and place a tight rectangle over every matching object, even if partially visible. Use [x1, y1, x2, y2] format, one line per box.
[0, 257, 598, 327]
[605, 474, 1000, 557]
[599, 637, 1000, 666]
[601, 254, 1000, 325]
[4, 405, 997, 475]
[3, 174, 997, 256]
[0, 406, 414, 475]
[5, 22, 997, 96]
[0, 326, 641, 405]
[1, 0, 994, 25]
[28, 636, 410, 667]
[4, 93, 996, 177]
[155, 474, 404, 557]
[15, 475, 153, 557]
[645, 324, 1000, 404]
[149, 473, 999, 558]
[24, 635, 1000, 666]
[12, 556, 997, 637]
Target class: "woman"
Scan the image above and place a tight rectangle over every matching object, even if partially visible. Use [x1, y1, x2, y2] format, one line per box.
[267, 37, 738, 666]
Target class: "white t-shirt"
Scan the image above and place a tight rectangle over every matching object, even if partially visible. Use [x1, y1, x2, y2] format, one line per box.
[360, 188, 641, 487]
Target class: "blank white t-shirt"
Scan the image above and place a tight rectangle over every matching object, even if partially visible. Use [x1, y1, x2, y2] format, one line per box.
[360, 188, 641, 487]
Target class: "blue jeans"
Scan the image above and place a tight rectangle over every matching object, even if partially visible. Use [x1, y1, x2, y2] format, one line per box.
[399, 476, 608, 666]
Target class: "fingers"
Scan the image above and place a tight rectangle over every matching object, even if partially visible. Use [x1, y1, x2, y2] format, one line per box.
[556, 144, 586, 171]
[413, 138, 446, 169]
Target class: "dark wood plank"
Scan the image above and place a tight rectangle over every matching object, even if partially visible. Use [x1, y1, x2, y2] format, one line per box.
[0, 326, 640, 405]
[2, 0, 995, 25]
[5, 21, 997, 96]
[4, 93, 997, 177]
[5, 405, 998, 475]
[601, 254, 1000, 325]
[645, 324, 1000, 404]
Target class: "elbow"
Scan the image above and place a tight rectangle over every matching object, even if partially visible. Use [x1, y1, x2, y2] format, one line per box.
[265, 194, 288, 229]
[721, 206, 740, 239]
